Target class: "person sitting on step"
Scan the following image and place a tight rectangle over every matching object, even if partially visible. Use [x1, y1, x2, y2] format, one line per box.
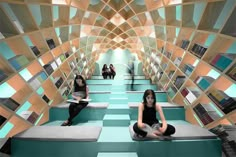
[102, 64, 109, 79]
[61, 75, 89, 126]
[133, 89, 175, 139]
[109, 64, 116, 79]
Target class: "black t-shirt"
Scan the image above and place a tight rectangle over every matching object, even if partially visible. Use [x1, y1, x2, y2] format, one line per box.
[142, 104, 159, 126]
[74, 85, 86, 99]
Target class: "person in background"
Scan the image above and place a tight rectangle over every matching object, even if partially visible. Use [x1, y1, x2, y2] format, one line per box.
[109, 64, 116, 79]
[128, 58, 135, 90]
[133, 89, 175, 138]
[61, 75, 89, 126]
[102, 64, 109, 79]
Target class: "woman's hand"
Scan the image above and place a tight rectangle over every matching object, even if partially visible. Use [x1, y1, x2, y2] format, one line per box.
[153, 129, 162, 135]
[159, 123, 167, 134]
[75, 96, 81, 101]
[138, 123, 146, 129]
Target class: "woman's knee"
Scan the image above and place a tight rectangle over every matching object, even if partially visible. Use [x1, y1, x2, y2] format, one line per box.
[69, 103, 76, 109]
[169, 125, 176, 134]
[133, 122, 147, 137]
[77, 102, 88, 109]
[165, 124, 176, 135]
[133, 122, 138, 130]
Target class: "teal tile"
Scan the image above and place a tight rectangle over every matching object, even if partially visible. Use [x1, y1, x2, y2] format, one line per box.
[103, 114, 130, 126]
[108, 105, 129, 109]
[103, 114, 130, 120]
[98, 127, 133, 142]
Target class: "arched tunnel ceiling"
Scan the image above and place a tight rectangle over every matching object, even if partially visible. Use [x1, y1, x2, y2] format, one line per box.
[68, 0, 177, 58]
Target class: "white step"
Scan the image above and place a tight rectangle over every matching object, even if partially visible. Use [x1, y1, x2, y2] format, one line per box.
[97, 152, 138, 157]
[103, 114, 130, 126]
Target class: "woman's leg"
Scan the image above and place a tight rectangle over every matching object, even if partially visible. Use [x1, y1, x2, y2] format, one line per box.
[133, 122, 160, 138]
[68, 103, 77, 118]
[61, 103, 77, 126]
[104, 73, 108, 79]
[133, 122, 148, 137]
[159, 123, 176, 136]
[68, 102, 88, 122]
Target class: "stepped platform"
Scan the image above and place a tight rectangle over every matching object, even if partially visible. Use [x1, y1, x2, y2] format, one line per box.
[128, 102, 185, 120]
[123, 75, 146, 80]
[91, 75, 146, 80]
[110, 92, 127, 98]
[126, 91, 167, 102]
[11, 123, 221, 157]
[48, 101, 184, 124]
[89, 91, 111, 102]
[125, 84, 157, 91]
[109, 97, 129, 104]
[110, 85, 127, 91]
[12, 76, 222, 157]
[103, 114, 130, 126]
[86, 79, 151, 85]
[89, 91, 167, 102]
[88, 84, 112, 91]
[49, 102, 109, 124]
[106, 104, 130, 114]
[88, 84, 157, 91]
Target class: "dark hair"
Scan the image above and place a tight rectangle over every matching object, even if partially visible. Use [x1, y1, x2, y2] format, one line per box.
[143, 89, 156, 107]
[102, 64, 107, 70]
[74, 75, 86, 91]
[109, 64, 115, 72]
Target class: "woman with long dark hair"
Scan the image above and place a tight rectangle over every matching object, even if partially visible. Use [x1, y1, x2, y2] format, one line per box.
[61, 75, 89, 126]
[133, 89, 175, 138]
[102, 64, 109, 79]
[109, 64, 116, 79]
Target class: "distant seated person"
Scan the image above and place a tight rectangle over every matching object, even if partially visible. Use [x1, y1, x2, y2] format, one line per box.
[61, 75, 89, 126]
[109, 64, 116, 79]
[133, 89, 175, 139]
[102, 64, 109, 79]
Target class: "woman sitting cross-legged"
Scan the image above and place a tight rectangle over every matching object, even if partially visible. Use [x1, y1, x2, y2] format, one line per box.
[102, 64, 109, 79]
[109, 64, 116, 79]
[133, 89, 175, 139]
[61, 75, 89, 126]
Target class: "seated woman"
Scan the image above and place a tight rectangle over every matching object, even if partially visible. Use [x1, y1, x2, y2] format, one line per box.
[109, 64, 116, 79]
[101, 64, 109, 79]
[133, 89, 175, 138]
[61, 75, 89, 126]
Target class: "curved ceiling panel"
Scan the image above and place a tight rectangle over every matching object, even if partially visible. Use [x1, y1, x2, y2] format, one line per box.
[63, 0, 176, 56]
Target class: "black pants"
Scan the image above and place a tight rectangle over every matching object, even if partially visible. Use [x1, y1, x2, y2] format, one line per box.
[133, 122, 176, 137]
[131, 74, 134, 90]
[102, 73, 108, 79]
[68, 102, 88, 122]
[109, 72, 116, 79]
